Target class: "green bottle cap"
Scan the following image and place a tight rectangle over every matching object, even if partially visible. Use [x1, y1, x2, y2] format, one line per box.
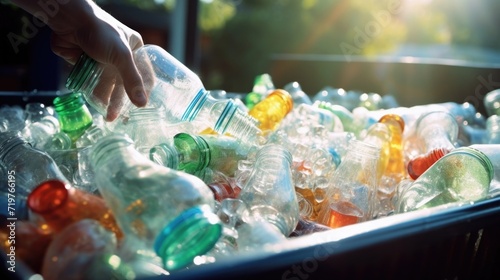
[154, 205, 222, 271]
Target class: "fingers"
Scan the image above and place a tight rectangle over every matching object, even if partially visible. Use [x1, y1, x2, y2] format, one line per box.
[110, 47, 147, 108]
[50, 32, 83, 65]
[106, 82, 127, 122]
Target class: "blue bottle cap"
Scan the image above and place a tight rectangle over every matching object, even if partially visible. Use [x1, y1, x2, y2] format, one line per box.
[154, 205, 222, 271]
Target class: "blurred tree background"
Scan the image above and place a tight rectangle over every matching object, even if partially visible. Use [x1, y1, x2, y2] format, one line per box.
[196, 0, 500, 92]
[1, 0, 498, 93]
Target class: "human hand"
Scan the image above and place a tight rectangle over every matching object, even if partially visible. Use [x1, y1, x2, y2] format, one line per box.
[49, 1, 147, 121]
[11, 0, 148, 121]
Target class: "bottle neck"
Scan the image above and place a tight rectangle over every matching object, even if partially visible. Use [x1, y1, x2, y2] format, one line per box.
[53, 92, 87, 114]
[0, 132, 30, 164]
[181, 89, 209, 121]
[255, 144, 292, 167]
[153, 205, 221, 271]
[345, 140, 380, 162]
[90, 134, 142, 170]
[214, 100, 261, 144]
[27, 179, 69, 217]
[149, 143, 180, 169]
[66, 54, 103, 96]
[173, 133, 210, 172]
[128, 107, 168, 124]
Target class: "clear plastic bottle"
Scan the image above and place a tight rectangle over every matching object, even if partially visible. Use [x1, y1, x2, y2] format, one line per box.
[90, 133, 222, 270]
[283, 81, 312, 107]
[0, 105, 25, 132]
[317, 140, 380, 228]
[468, 144, 500, 197]
[407, 111, 458, 180]
[396, 147, 493, 213]
[52, 92, 93, 143]
[66, 45, 260, 144]
[0, 131, 69, 196]
[20, 115, 72, 150]
[114, 107, 177, 156]
[313, 100, 359, 133]
[486, 115, 500, 144]
[237, 144, 299, 236]
[24, 102, 53, 125]
[484, 89, 500, 117]
[361, 122, 392, 182]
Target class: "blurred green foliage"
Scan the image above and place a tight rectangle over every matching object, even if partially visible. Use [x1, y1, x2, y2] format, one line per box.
[198, 0, 500, 92]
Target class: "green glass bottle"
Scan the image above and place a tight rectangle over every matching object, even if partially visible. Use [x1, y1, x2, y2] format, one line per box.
[53, 92, 93, 143]
[90, 133, 222, 271]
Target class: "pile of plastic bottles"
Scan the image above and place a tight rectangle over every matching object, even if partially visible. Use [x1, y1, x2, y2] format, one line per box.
[1, 46, 500, 279]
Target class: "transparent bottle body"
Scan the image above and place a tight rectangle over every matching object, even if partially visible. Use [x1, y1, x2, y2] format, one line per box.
[0, 132, 69, 196]
[237, 144, 299, 236]
[317, 140, 380, 228]
[396, 148, 492, 213]
[67, 45, 259, 144]
[90, 134, 221, 270]
[173, 133, 252, 177]
[468, 144, 500, 197]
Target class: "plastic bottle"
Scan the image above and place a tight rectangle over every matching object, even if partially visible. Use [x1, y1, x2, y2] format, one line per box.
[173, 132, 252, 176]
[378, 114, 406, 180]
[407, 111, 458, 180]
[359, 92, 383, 111]
[53, 92, 93, 143]
[313, 100, 359, 133]
[0, 131, 69, 196]
[245, 73, 275, 110]
[115, 107, 178, 156]
[237, 144, 300, 236]
[283, 81, 312, 107]
[90, 133, 222, 270]
[0, 219, 52, 273]
[317, 140, 380, 228]
[361, 122, 392, 181]
[20, 115, 72, 150]
[66, 45, 260, 144]
[486, 115, 500, 144]
[0, 188, 29, 220]
[288, 218, 332, 237]
[205, 170, 242, 202]
[24, 102, 53, 125]
[396, 147, 493, 213]
[248, 89, 294, 133]
[41, 219, 118, 280]
[468, 144, 500, 197]
[0, 105, 25, 132]
[484, 89, 500, 117]
[27, 179, 122, 238]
